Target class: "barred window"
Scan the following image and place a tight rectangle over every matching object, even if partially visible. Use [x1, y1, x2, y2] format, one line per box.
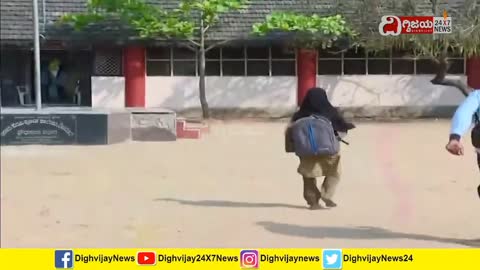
[147, 47, 171, 76]
[93, 49, 123, 76]
[146, 45, 294, 77]
[343, 47, 366, 75]
[318, 47, 465, 75]
[145, 45, 465, 77]
[271, 46, 296, 76]
[367, 50, 390, 75]
[200, 47, 221, 76]
[173, 47, 196, 76]
[318, 48, 342, 75]
[246, 46, 269, 76]
[222, 46, 245, 76]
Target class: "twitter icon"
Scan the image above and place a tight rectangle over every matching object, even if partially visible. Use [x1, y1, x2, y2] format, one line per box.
[322, 249, 343, 269]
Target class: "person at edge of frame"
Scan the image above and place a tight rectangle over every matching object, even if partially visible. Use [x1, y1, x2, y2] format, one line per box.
[445, 89, 480, 197]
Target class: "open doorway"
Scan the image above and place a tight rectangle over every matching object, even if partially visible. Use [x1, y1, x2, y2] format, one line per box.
[0, 49, 31, 107]
[39, 50, 92, 106]
[0, 49, 93, 107]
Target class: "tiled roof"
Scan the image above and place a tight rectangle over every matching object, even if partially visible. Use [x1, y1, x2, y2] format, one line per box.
[0, 0, 472, 45]
[0, 0, 34, 42]
[0, 0, 88, 44]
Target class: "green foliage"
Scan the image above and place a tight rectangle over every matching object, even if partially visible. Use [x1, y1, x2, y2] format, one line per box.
[179, 0, 249, 26]
[61, 0, 194, 38]
[61, 13, 104, 31]
[252, 12, 356, 49]
[61, 0, 248, 40]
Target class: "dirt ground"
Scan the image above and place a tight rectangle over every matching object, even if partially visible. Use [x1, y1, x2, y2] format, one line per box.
[1, 120, 479, 248]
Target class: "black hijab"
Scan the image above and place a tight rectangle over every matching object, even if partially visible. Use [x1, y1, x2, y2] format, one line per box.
[291, 87, 355, 132]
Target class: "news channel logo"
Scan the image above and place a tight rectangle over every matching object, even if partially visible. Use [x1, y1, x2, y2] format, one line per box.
[240, 249, 259, 268]
[55, 250, 74, 269]
[322, 249, 343, 269]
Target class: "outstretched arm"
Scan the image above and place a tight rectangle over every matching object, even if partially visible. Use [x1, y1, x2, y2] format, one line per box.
[450, 90, 480, 141]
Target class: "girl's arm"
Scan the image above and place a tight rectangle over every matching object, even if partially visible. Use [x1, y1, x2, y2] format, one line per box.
[450, 90, 480, 141]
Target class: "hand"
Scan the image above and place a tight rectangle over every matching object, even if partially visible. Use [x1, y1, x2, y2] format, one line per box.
[446, 139, 464, 156]
[345, 123, 356, 130]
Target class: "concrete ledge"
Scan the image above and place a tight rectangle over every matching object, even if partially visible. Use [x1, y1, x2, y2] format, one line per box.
[129, 108, 176, 141]
[174, 106, 458, 120]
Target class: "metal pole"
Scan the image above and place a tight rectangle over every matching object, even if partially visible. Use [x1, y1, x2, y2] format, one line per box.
[33, 0, 42, 110]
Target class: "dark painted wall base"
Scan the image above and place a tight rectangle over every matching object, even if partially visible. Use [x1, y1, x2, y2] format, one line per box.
[175, 106, 459, 120]
[0, 108, 131, 145]
[339, 106, 458, 120]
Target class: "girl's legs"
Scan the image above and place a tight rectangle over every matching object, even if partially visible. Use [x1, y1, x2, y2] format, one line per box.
[320, 175, 340, 207]
[302, 177, 322, 209]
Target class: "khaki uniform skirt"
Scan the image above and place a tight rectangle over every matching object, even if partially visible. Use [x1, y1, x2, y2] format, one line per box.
[297, 154, 341, 178]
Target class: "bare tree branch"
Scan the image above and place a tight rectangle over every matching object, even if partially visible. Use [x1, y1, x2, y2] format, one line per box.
[184, 43, 197, 51]
[206, 39, 236, 51]
[202, 25, 210, 34]
[416, 42, 437, 60]
[461, 23, 480, 36]
[325, 47, 350, 55]
[430, 56, 472, 96]
[431, 78, 472, 97]
[188, 39, 200, 47]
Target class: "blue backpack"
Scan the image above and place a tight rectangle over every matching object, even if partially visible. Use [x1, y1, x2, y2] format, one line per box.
[290, 115, 340, 157]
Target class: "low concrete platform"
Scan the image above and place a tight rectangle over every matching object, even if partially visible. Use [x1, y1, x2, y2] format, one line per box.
[0, 107, 131, 145]
[129, 108, 176, 141]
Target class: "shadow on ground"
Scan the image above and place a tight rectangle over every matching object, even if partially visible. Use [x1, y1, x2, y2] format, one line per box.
[154, 198, 307, 210]
[256, 221, 480, 247]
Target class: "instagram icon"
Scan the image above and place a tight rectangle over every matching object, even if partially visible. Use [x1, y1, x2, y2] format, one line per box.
[240, 250, 259, 268]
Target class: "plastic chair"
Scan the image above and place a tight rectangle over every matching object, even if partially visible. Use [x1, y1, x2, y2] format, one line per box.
[73, 80, 81, 105]
[16, 86, 31, 105]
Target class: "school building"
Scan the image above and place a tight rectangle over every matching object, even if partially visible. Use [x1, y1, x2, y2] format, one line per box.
[1, 0, 479, 117]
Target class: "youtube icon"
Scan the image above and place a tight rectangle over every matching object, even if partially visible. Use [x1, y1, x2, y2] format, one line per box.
[137, 251, 157, 266]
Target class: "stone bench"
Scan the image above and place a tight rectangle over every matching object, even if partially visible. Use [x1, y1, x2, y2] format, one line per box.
[129, 108, 176, 141]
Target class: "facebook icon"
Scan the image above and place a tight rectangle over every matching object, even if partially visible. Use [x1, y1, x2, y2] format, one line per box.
[55, 250, 74, 269]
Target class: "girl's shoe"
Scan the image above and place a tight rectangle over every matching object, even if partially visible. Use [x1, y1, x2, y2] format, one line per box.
[322, 198, 337, 207]
[309, 204, 323, 210]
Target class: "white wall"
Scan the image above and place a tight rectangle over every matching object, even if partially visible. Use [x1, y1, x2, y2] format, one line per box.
[318, 75, 467, 107]
[146, 76, 298, 110]
[91, 75, 467, 110]
[91, 76, 125, 109]
[145, 75, 467, 110]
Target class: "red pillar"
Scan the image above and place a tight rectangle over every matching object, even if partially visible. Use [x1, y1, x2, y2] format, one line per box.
[467, 56, 480, 89]
[124, 46, 146, 107]
[297, 48, 318, 106]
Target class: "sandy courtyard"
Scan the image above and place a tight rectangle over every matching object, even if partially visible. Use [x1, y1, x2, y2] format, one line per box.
[1, 120, 479, 248]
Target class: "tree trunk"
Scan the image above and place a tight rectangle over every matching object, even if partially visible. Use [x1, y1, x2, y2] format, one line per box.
[199, 18, 210, 119]
[430, 53, 472, 97]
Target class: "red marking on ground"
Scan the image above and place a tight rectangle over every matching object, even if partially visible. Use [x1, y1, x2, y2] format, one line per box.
[376, 127, 414, 224]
